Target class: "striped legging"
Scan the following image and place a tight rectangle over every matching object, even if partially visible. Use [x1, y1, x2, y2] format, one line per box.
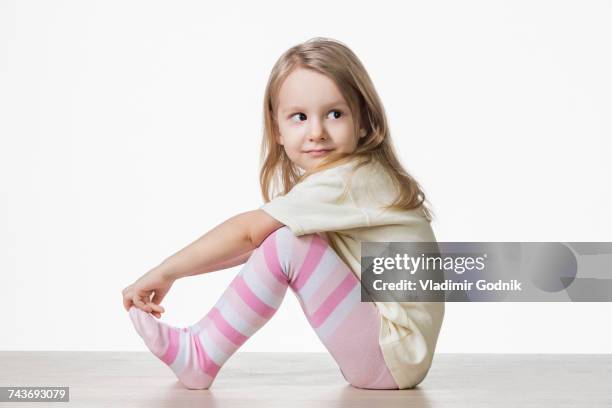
[129, 226, 399, 390]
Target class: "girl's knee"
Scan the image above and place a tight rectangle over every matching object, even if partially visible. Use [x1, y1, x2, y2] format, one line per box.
[258, 226, 300, 278]
[261, 225, 298, 245]
[259, 226, 328, 281]
[266, 225, 319, 242]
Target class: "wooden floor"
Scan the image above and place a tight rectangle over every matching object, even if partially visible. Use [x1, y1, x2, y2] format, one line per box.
[0, 352, 610, 407]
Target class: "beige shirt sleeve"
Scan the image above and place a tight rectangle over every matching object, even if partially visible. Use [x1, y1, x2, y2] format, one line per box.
[259, 167, 370, 236]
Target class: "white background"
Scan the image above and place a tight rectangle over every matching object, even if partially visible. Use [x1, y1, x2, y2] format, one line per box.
[1, 0, 611, 353]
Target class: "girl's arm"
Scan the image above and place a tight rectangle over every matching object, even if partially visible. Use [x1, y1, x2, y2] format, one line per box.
[157, 209, 285, 281]
[196, 249, 254, 273]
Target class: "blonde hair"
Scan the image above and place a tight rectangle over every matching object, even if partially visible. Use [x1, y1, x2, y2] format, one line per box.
[259, 37, 434, 222]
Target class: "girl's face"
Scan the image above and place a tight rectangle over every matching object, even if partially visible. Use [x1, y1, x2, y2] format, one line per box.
[275, 68, 365, 171]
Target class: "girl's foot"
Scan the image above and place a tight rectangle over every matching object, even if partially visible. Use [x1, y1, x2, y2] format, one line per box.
[128, 306, 219, 389]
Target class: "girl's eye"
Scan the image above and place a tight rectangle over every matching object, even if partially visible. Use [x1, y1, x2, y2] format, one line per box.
[289, 110, 343, 122]
[290, 113, 307, 122]
[328, 110, 343, 119]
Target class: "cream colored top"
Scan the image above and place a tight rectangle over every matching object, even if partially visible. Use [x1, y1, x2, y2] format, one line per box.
[259, 158, 445, 389]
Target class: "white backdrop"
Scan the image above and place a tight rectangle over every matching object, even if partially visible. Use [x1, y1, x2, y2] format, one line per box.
[1, 0, 610, 353]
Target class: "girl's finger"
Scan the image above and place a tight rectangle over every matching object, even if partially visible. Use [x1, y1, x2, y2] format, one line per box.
[141, 292, 151, 303]
[134, 296, 152, 312]
[151, 290, 168, 308]
[148, 302, 164, 313]
[123, 295, 133, 312]
[123, 288, 136, 311]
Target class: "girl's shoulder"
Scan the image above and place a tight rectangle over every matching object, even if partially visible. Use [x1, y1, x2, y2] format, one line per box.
[294, 157, 371, 188]
[313, 156, 386, 182]
[291, 157, 393, 199]
[345, 158, 393, 188]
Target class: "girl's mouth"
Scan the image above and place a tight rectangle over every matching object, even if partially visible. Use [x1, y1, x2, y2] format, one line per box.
[305, 149, 332, 157]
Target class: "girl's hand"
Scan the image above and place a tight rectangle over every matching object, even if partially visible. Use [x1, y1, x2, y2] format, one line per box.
[122, 267, 174, 319]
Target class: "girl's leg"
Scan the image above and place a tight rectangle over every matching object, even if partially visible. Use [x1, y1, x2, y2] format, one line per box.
[128, 226, 399, 390]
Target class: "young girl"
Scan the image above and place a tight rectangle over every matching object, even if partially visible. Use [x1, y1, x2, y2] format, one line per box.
[122, 37, 444, 390]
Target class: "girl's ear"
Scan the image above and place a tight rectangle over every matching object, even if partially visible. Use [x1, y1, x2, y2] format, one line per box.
[359, 128, 367, 138]
[272, 114, 284, 145]
[275, 131, 284, 145]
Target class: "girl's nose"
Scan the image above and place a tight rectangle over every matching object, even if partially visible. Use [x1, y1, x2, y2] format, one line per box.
[308, 120, 327, 141]
[309, 133, 327, 142]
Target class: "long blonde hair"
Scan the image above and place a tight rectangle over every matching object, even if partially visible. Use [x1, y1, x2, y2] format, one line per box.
[259, 37, 434, 221]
